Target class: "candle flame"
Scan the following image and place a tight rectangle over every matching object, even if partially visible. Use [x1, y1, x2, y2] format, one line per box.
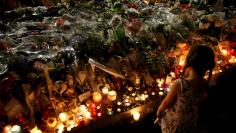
[132, 112, 141, 121]
[59, 112, 68, 122]
[30, 126, 42, 133]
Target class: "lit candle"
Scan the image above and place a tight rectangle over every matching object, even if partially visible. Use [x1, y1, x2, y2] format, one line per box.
[132, 112, 140, 121]
[125, 99, 129, 103]
[11, 125, 21, 133]
[131, 93, 136, 96]
[117, 108, 121, 112]
[159, 91, 164, 96]
[78, 115, 83, 121]
[107, 105, 113, 115]
[170, 72, 175, 78]
[92, 92, 102, 103]
[47, 117, 57, 128]
[117, 101, 122, 106]
[135, 78, 140, 85]
[67, 114, 76, 125]
[127, 87, 133, 91]
[56, 122, 65, 133]
[179, 58, 185, 66]
[86, 100, 91, 107]
[102, 85, 109, 94]
[221, 49, 228, 56]
[125, 102, 131, 106]
[90, 103, 96, 109]
[156, 78, 165, 85]
[151, 92, 156, 95]
[67, 127, 72, 131]
[72, 106, 79, 113]
[79, 105, 87, 113]
[166, 75, 173, 84]
[229, 56, 236, 64]
[59, 112, 68, 122]
[96, 105, 101, 109]
[30, 126, 42, 133]
[140, 94, 146, 101]
[97, 112, 102, 117]
[3, 125, 11, 133]
[107, 90, 117, 101]
[85, 112, 91, 119]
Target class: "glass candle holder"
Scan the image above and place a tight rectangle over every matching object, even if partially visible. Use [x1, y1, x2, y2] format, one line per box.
[92, 92, 102, 103]
[107, 90, 117, 101]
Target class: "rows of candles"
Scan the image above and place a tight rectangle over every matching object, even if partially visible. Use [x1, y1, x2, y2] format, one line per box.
[3, 42, 235, 133]
[3, 77, 169, 133]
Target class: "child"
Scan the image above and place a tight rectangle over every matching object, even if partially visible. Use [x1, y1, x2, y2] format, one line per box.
[155, 44, 215, 133]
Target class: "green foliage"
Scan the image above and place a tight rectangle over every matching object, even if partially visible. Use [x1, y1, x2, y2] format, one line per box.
[114, 27, 125, 43]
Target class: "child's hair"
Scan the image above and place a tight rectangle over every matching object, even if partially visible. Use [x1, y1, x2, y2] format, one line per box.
[183, 44, 215, 81]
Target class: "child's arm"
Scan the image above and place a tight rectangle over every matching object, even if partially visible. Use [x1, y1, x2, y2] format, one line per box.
[43, 67, 53, 97]
[156, 79, 181, 120]
[33, 61, 53, 97]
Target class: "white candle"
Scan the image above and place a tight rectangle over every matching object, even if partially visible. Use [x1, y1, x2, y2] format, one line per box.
[30, 126, 42, 133]
[140, 94, 146, 101]
[117, 108, 121, 112]
[79, 105, 87, 112]
[96, 105, 101, 109]
[97, 112, 102, 117]
[151, 92, 156, 96]
[92, 92, 102, 103]
[127, 87, 133, 91]
[102, 86, 109, 94]
[59, 112, 68, 122]
[132, 112, 140, 121]
[159, 91, 164, 96]
[56, 122, 65, 133]
[221, 49, 228, 56]
[11, 125, 21, 133]
[131, 93, 136, 96]
[107, 90, 117, 101]
[67, 127, 72, 131]
[135, 78, 140, 85]
[3, 125, 11, 133]
[85, 112, 91, 119]
[117, 101, 122, 106]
